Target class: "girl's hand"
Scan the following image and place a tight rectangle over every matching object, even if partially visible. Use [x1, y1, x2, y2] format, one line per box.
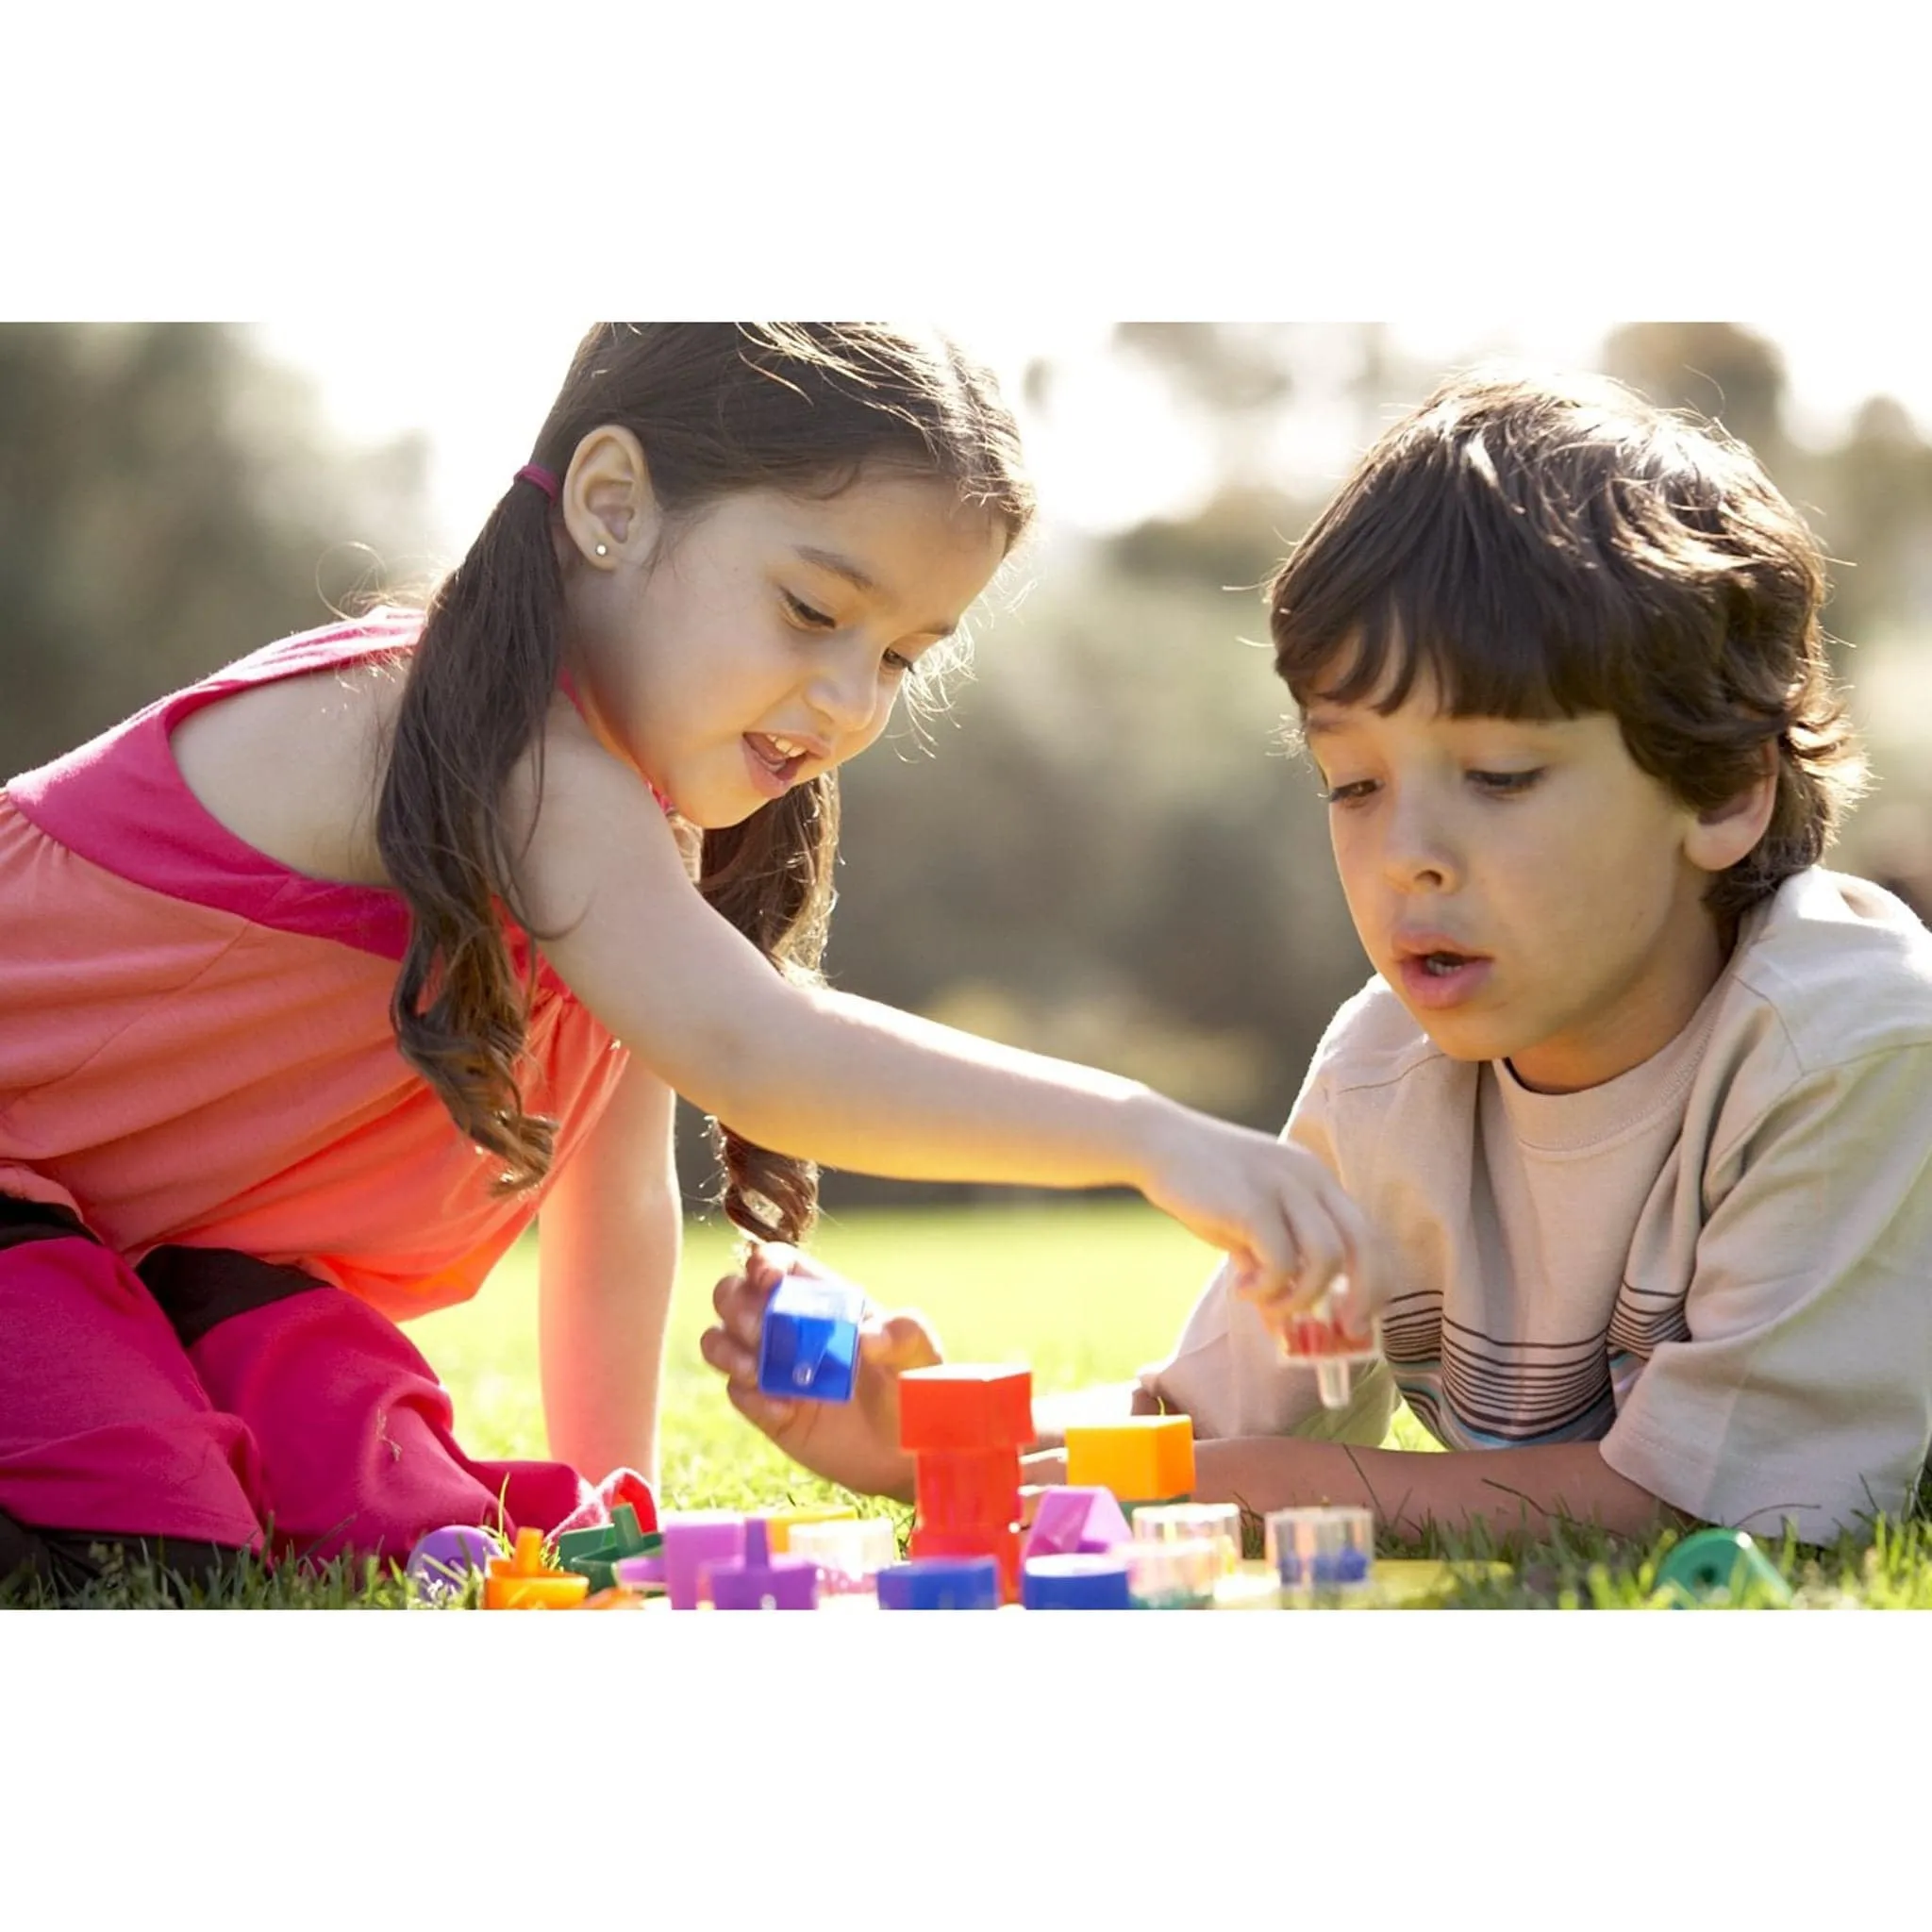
[698, 1243, 939, 1502]
[1134, 1107, 1378, 1340]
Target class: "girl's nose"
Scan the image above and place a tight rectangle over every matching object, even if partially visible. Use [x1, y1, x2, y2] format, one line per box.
[806, 647, 885, 738]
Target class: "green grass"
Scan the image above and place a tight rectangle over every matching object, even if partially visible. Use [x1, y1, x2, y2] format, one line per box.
[7, 1199, 1930, 1607]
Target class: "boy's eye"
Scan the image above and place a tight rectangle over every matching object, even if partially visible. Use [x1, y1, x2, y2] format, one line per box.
[1470, 768, 1543, 795]
[783, 591, 837, 630]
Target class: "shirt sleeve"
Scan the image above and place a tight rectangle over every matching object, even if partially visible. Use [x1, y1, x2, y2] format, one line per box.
[1601, 1040, 1932, 1542]
[1137, 1052, 1396, 1448]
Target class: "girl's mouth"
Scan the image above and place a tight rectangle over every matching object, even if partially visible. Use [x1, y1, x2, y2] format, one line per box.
[743, 732, 808, 798]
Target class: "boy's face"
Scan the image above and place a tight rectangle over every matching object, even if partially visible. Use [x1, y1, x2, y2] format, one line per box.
[1304, 664, 1729, 1092]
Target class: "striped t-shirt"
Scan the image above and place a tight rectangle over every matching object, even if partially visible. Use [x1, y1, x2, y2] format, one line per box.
[1145, 868, 1932, 1543]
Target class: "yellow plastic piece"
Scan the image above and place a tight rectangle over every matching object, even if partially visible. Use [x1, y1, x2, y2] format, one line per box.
[1062, 1415, 1195, 1503]
[763, 1507, 858, 1556]
[483, 1527, 591, 1610]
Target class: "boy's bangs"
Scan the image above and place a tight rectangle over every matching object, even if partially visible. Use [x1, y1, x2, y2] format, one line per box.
[1274, 447, 1652, 728]
[1279, 574, 1615, 726]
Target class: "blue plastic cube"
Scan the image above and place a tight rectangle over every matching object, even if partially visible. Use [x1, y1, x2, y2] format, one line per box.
[756, 1270, 864, 1404]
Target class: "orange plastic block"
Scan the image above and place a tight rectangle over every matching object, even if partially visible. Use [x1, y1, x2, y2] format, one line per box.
[764, 1507, 857, 1556]
[898, 1365, 1033, 1453]
[913, 1447, 1023, 1535]
[483, 1527, 591, 1610]
[909, 1522, 1023, 1603]
[1063, 1416, 1196, 1504]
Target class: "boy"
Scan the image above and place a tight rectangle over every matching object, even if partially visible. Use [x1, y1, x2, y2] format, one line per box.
[701, 369, 1932, 1547]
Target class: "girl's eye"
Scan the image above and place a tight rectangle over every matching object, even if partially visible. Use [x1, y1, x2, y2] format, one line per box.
[1471, 768, 1542, 795]
[881, 648, 916, 677]
[1317, 778, 1376, 808]
[783, 591, 837, 630]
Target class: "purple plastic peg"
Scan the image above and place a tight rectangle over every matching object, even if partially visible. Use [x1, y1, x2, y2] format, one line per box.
[623, 1510, 746, 1609]
[1022, 1486, 1133, 1562]
[706, 1518, 821, 1610]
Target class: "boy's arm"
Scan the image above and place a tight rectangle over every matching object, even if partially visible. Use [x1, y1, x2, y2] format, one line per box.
[1598, 1040, 1932, 1543]
[536, 1056, 682, 1485]
[1187, 1436, 1681, 1542]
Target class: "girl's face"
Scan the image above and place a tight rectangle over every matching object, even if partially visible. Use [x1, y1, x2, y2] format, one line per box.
[1305, 663, 1736, 1092]
[568, 468, 1008, 830]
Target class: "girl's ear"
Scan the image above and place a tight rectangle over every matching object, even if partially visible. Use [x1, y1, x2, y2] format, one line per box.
[1685, 741, 1779, 874]
[560, 425, 659, 566]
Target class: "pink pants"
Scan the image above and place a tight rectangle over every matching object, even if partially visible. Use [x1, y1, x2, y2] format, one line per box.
[0, 1204, 599, 1565]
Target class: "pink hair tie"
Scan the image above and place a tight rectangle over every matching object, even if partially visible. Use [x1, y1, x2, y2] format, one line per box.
[514, 462, 560, 502]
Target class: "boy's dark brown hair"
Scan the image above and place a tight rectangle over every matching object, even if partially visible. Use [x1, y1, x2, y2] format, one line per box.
[1269, 367, 1867, 923]
[379, 324, 1033, 1243]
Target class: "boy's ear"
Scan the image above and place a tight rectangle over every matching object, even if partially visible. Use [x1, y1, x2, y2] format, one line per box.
[1685, 742, 1779, 874]
[560, 425, 659, 566]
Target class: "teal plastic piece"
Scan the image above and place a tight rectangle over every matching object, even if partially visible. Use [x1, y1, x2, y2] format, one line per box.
[555, 1504, 662, 1593]
[1654, 1528, 1792, 1608]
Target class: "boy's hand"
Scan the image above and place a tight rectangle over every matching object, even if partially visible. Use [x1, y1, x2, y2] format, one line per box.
[698, 1242, 937, 1502]
[1137, 1109, 1378, 1341]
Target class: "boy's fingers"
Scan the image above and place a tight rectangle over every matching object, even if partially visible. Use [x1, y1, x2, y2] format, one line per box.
[864, 1310, 944, 1372]
[724, 1378, 799, 1439]
[699, 1323, 758, 1384]
[744, 1242, 799, 1289]
[709, 1275, 771, 1351]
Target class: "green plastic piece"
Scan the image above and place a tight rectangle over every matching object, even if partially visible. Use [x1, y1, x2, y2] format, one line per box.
[1118, 1493, 1194, 1520]
[1654, 1528, 1791, 1608]
[554, 1504, 662, 1593]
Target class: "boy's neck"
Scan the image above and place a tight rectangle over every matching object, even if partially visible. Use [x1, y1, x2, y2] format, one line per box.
[1506, 908, 1740, 1096]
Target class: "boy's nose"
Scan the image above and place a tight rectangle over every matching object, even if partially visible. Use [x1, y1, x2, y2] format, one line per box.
[1380, 801, 1459, 892]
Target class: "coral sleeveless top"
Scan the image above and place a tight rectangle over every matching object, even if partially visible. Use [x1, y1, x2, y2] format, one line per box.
[0, 616, 627, 1319]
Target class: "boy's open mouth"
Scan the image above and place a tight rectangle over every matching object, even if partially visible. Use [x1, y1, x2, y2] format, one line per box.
[1392, 936, 1492, 1008]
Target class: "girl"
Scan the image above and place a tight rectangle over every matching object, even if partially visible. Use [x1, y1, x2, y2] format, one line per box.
[0, 323, 1365, 1591]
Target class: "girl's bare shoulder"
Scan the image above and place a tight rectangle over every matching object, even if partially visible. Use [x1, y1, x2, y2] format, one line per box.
[168, 655, 410, 887]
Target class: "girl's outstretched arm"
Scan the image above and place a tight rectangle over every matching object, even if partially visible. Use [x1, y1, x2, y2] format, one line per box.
[516, 728, 1371, 1322]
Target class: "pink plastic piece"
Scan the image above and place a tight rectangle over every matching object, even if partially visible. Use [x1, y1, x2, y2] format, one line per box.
[1021, 1486, 1133, 1562]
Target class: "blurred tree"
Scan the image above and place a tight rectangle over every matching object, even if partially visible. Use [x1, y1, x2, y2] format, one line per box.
[1600, 320, 1792, 468]
[1113, 323, 1296, 489]
[1812, 393, 1932, 646]
[1108, 482, 1305, 592]
[0, 324, 431, 779]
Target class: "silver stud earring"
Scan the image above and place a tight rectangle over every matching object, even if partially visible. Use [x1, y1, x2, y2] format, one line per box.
[594, 541, 609, 558]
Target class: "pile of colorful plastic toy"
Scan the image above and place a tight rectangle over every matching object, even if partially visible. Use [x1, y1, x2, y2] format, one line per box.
[401, 1266, 1788, 1609]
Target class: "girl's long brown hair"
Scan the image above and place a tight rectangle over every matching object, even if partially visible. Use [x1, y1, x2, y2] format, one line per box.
[377, 325, 1033, 1242]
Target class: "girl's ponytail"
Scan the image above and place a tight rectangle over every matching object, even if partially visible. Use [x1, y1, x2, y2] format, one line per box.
[377, 475, 565, 1193]
[697, 775, 840, 1244]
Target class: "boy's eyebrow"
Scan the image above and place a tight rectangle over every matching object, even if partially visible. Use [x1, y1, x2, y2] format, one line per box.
[1298, 706, 1354, 740]
[791, 544, 961, 638]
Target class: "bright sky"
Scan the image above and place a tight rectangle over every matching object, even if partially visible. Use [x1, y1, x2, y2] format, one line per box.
[255, 314, 1932, 562]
